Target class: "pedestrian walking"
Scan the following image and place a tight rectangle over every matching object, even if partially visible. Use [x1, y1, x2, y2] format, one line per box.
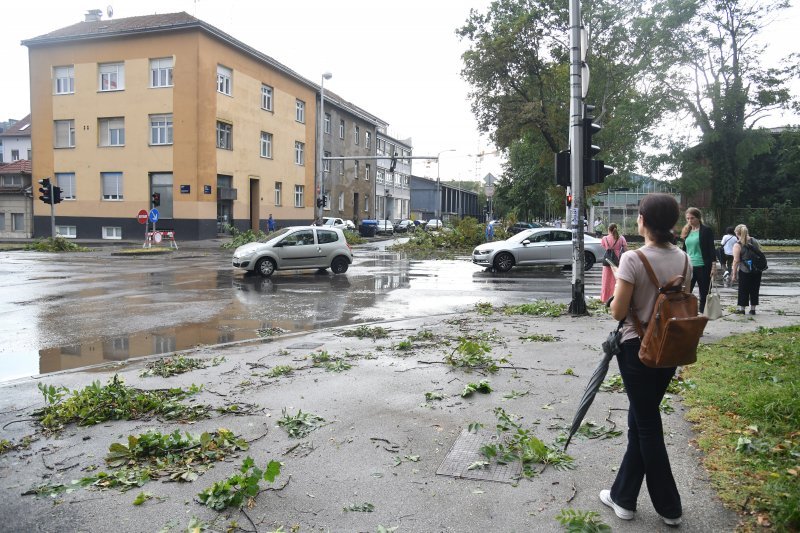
[485, 222, 495, 241]
[268, 214, 275, 232]
[679, 207, 716, 313]
[731, 224, 763, 315]
[600, 223, 626, 303]
[605, 193, 688, 527]
[719, 226, 736, 287]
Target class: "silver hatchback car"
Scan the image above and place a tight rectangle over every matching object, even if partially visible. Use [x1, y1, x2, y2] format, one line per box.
[232, 226, 353, 277]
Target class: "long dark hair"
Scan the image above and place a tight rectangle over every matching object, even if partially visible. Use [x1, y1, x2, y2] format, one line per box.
[639, 194, 679, 244]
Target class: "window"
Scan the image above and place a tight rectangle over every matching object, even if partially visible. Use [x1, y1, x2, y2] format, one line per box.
[0, 175, 22, 187]
[377, 169, 384, 184]
[102, 226, 122, 239]
[11, 150, 19, 161]
[323, 151, 331, 172]
[216, 121, 232, 150]
[99, 117, 125, 146]
[338, 192, 344, 211]
[11, 213, 24, 232]
[54, 120, 75, 148]
[217, 65, 232, 95]
[294, 184, 304, 208]
[324, 113, 331, 134]
[101, 172, 123, 200]
[365, 131, 371, 149]
[294, 141, 305, 165]
[99, 62, 124, 91]
[295, 100, 305, 123]
[56, 225, 76, 238]
[150, 114, 173, 145]
[0, 214, 4, 231]
[354, 161, 360, 179]
[364, 195, 369, 212]
[274, 181, 282, 206]
[54, 66, 74, 94]
[354, 125, 360, 145]
[339, 160, 344, 176]
[260, 132, 273, 158]
[55, 173, 76, 200]
[317, 230, 338, 244]
[150, 58, 173, 87]
[365, 163, 371, 181]
[261, 84, 273, 111]
[339, 119, 345, 139]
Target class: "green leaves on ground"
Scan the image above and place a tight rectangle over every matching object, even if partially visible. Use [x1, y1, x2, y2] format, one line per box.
[220, 226, 270, 249]
[461, 380, 492, 397]
[340, 325, 389, 340]
[343, 502, 375, 512]
[24, 236, 89, 252]
[555, 509, 611, 532]
[475, 302, 494, 315]
[503, 301, 566, 317]
[197, 457, 281, 511]
[140, 355, 223, 378]
[520, 333, 558, 342]
[277, 409, 325, 439]
[555, 421, 621, 444]
[34, 375, 208, 430]
[445, 337, 500, 373]
[599, 374, 624, 393]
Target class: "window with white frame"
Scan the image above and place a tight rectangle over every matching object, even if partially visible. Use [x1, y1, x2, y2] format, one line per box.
[56, 225, 76, 238]
[364, 195, 369, 212]
[323, 151, 331, 172]
[11, 150, 19, 161]
[294, 184, 304, 208]
[101, 172, 123, 200]
[339, 159, 344, 176]
[294, 141, 305, 165]
[217, 65, 232, 95]
[354, 161, 360, 179]
[11, 213, 24, 231]
[150, 114, 173, 145]
[99, 117, 125, 146]
[377, 169, 384, 183]
[365, 163, 371, 181]
[274, 181, 282, 206]
[0, 175, 22, 187]
[54, 120, 75, 148]
[102, 226, 122, 239]
[217, 121, 232, 150]
[54, 66, 74, 94]
[365, 131, 371, 149]
[99, 62, 124, 91]
[354, 125, 360, 145]
[338, 192, 344, 211]
[261, 84, 273, 111]
[339, 119, 345, 139]
[260, 132, 273, 158]
[295, 100, 305, 123]
[55, 173, 76, 200]
[150, 58, 173, 87]
[324, 113, 331, 134]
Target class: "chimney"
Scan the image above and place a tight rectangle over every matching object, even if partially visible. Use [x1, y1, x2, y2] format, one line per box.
[85, 9, 103, 22]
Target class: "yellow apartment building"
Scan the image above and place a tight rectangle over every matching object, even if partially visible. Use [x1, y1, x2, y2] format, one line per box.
[23, 11, 320, 240]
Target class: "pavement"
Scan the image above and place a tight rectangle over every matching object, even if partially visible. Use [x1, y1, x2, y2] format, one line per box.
[1, 289, 798, 533]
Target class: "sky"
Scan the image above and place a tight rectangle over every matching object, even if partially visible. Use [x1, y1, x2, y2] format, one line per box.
[2, 1, 799, 184]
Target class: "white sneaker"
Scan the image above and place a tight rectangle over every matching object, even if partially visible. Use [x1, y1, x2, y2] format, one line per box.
[599, 489, 634, 520]
[661, 515, 682, 527]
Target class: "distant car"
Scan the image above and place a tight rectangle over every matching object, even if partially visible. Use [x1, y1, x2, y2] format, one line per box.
[472, 227, 603, 272]
[507, 222, 543, 235]
[394, 219, 416, 233]
[375, 220, 394, 235]
[232, 226, 353, 277]
[319, 217, 347, 229]
[343, 219, 356, 230]
[425, 219, 443, 231]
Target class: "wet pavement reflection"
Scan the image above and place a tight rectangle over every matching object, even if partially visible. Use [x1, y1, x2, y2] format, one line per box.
[1, 249, 798, 381]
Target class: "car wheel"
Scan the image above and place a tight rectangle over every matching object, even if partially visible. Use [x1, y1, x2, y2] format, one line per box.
[331, 256, 349, 274]
[584, 252, 595, 270]
[494, 252, 514, 272]
[255, 257, 276, 277]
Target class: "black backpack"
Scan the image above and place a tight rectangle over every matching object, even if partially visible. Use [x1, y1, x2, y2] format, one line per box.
[743, 243, 768, 272]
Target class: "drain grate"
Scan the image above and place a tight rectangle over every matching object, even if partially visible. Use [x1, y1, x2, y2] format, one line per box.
[285, 342, 324, 350]
[436, 429, 521, 484]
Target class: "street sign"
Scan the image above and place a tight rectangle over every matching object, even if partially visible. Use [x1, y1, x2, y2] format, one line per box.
[149, 208, 159, 223]
[137, 209, 148, 224]
[153, 231, 163, 244]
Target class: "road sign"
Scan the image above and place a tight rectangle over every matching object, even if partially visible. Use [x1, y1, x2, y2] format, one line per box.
[153, 231, 163, 244]
[137, 209, 148, 224]
[149, 208, 159, 223]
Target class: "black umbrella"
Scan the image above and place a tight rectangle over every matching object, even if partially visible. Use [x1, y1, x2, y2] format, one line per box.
[563, 320, 624, 450]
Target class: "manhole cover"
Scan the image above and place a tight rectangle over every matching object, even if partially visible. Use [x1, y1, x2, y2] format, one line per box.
[436, 429, 521, 484]
[286, 342, 324, 350]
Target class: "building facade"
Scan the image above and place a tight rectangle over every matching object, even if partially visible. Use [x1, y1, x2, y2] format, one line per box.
[23, 12, 321, 240]
[0, 160, 33, 238]
[409, 175, 480, 222]
[376, 132, 412, 220]
[0, 115, 32, 163]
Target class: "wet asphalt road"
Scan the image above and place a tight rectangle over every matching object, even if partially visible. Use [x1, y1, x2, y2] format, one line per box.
[1, 245, 798, 381]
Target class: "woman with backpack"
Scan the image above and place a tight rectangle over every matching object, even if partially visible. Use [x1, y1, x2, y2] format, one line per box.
[679, 207, 717, 313]
[731, 224, 763, 315]
[600, 223, 627, 303]
[604, 194, 687, 527]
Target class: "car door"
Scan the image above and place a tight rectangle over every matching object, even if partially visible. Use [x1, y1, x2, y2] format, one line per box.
[548, 230, 573, 263]
[515, 230, 552, 265]
[275, 229, 317, 269]
[314, 228, 341, 267]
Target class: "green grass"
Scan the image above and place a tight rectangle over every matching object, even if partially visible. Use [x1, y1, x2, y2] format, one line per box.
[682, 325, 800, 531]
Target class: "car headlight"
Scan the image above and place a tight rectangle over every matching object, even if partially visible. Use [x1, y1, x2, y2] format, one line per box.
[235, 250, 256, 260]
[475, 249, 490, 255]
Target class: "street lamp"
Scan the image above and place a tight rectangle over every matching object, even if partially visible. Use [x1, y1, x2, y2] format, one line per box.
[435, 149, 456, 220]
[316, 71, 332, 223]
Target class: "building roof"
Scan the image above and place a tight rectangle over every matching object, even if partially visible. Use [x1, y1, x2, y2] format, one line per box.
[0, 114, 31, 138]
[0, 159, 32, 175]
[324, 89, 388, 129]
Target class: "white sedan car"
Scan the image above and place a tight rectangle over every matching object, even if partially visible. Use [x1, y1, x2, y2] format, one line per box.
[472, 227, 604, 272]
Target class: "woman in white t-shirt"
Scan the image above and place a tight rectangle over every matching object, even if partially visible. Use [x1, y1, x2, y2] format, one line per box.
[720, 226, 737, 286]
[602, 193, 689, 527]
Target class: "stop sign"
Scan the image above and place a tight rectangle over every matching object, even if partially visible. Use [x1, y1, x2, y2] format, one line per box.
[137, 209, 148, 224]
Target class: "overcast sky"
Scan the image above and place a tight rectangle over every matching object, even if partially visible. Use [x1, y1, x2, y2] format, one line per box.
[2, 0, 798, 183]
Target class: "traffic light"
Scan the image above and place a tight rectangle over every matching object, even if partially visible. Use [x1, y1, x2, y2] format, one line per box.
[555, 150, 570, 187]
[38, 178, 52, 204]
[52, 186, 63, 204]
[316, 197, 323, 208]
[582, 104, 614, 185]
[152, 192, 161, 207]
[322, 195, 328, 208]
[566, 193, 573, 207]
[389, 152, 397, 173]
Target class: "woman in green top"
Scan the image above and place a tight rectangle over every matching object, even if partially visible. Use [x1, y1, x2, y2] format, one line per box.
[679, 207, 717, 313]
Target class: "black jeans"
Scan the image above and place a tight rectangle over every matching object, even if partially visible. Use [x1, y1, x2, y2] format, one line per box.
[610, 340, 682, 520]
[737, 269, 762, 307]
[690, 264, 712, 313]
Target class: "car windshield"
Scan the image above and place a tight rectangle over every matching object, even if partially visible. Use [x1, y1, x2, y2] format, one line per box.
[259, 227, 291, 242]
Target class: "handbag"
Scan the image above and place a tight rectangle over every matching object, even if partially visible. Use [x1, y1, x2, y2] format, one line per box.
[603, 237, 619, 267]
[704, 279, 722, 320]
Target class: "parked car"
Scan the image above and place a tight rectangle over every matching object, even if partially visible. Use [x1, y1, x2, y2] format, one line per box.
[425, 219, 443, 231]
[232, 226, 353, 277]
[472, 227, 603, 272]
[319, 217, 347, 229]
[394, 219, 416, 233]
[506, 222, 543, 235]
[375, 220, 394, 235]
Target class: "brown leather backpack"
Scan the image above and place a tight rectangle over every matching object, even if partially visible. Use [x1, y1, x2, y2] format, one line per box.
[631, 251, 709, 368]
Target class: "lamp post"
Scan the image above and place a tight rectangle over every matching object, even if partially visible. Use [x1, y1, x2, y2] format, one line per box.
[435, 149, 455, 220]
[316, 71, 332, 223]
